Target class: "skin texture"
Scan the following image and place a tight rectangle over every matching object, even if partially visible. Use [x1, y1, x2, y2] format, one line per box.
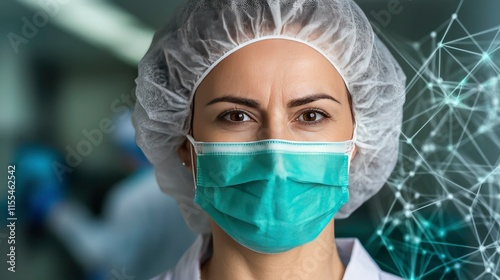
[178, 39, 356, 280]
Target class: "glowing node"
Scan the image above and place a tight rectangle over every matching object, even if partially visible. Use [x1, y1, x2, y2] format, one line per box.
[493, 98, 499, 106]
[404, 234, 410, 242]
[479, 245, 485, 252]
[422, 220, 430, 228]
[406, 138, 412, 145]
[423, 144, 436, 153]
[445, 267, 450, 273]
[447, 193, 454, 200]
[436, 201, 442, 207]
[427, 82, 433, 89]
[377, 229, 383, 236]
[404, 210, 412, 218]
[387, 245, 394, 251]
[487, 176, 494, 183]
[392, 219, 401, 226]
[440, 253, 446, 259]
[481, 52, 490, 61]
[447, 144, 454, 152]
[464, 214, 471, 222]
[451, 13, 457, 20]
[430, 31, 437, 38]
[486, 267, 492, 273]
[496, 246, 500, 253]
[409, 171, 415, 177]
[395, 192, 401, 198]
[396, 183, 402, 190]
[422, 249, 427, 255]
[454, 263, 461, 270]
[414, 192, 420, 199]
[444, 96, 450, 104]
[437, 42, 444, 48]
[438, 229, 446, 237]
[411, 42, 420, 50]
[437, 77, 443, 84]
[413, 236, 421, 244]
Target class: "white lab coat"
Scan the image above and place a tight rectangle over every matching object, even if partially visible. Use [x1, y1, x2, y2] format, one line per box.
[151, 234, 402, 280]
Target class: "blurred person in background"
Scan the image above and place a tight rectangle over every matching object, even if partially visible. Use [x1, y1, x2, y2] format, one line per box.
[14, 111, 196, 280]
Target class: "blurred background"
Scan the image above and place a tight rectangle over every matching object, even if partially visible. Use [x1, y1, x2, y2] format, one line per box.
[0, 0, 499, 279]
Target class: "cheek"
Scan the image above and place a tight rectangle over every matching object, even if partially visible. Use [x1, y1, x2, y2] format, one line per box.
[337, 116, 355, 140]
[192, 118, 202, 139]
[324, 113, 355, 141]
[336, 103, 355, 136]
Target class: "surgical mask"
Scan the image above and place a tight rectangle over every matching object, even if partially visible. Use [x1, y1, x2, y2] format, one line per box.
[186, 128, 356, 254]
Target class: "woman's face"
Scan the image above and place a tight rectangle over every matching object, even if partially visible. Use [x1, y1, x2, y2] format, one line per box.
[191, 39, 354, 144]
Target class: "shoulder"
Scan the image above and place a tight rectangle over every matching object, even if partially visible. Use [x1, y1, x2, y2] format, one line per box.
[336, 238, 403, 280]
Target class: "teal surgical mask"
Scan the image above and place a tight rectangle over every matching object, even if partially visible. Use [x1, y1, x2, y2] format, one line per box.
[186, 128, 356, 254]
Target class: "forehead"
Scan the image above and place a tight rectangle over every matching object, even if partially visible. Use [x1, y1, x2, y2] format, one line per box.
[194, 39, 347, 101]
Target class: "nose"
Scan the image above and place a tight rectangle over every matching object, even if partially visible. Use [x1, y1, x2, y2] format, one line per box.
[256, 115, 294, 141]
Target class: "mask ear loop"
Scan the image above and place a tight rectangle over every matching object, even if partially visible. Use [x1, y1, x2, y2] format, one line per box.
[347, 123, 357, 172]
[186, 134, 198, 190]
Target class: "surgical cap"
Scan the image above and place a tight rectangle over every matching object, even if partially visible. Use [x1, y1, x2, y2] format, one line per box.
[133, 0, 406, 233]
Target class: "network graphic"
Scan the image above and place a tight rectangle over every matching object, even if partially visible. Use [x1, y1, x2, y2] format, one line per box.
[368, 1, 500, 279]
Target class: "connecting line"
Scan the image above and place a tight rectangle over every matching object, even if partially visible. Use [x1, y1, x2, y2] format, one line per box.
[443, 26, 500, 46]
[486, 28, 500, 53]
[369, 1, 500, 278]
[408, 102, 446, 140]
[441, 48, 485, 87]
[402, 101, 442, 124]
[401, 85, 428, 111]
[456, 19, 488, 55]
[442, 45, 484, 57]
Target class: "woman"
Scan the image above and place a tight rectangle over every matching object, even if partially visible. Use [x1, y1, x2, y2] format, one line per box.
[133, 0, 406, 279]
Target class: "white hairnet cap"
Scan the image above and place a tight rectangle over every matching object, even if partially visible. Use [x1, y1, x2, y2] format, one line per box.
[133, 0, 406, 233]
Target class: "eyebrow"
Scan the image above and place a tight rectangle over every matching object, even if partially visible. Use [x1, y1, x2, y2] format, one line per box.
[205, 96, 260, 108]
[287, 93, 341, 107]
[206, 93, 341, 108]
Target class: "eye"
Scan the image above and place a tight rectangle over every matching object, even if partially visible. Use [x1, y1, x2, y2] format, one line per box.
[297, 110, 328, 123]
[219, 110, 253, 123]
